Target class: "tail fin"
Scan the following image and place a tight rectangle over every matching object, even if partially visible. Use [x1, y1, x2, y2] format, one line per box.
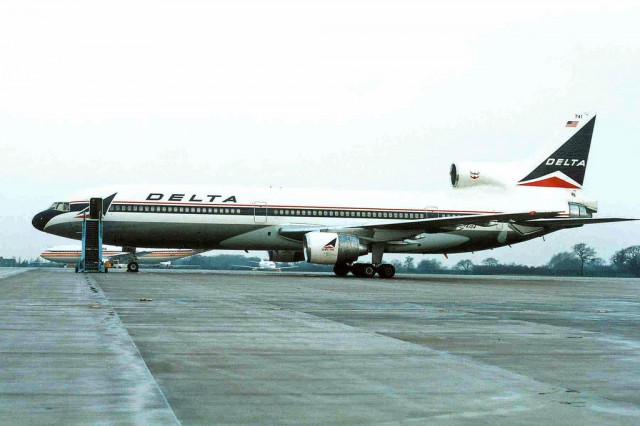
[518, 113, 596, 189]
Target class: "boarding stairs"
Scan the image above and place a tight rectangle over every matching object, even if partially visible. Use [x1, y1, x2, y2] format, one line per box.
[77, 198, 106, 273]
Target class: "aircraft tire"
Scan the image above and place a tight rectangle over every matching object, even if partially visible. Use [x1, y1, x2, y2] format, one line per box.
[127, 262, 139, 273]
[333, 263, 350, 277]
[351, 263, 376, 278]
[351, 263, 364, 277]
[362, 264, 376, 278]
[377, 264, 396, 279]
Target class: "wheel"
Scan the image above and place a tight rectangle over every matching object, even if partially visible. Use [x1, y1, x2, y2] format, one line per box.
[352, 263, 375, 278]
[362, 264, 376, 278]
[104, 267, 108, 273]
[377, 264, 396, 278]
[127, 262, 139, 273]
[333, 263, 350, 277]
[351, 263, 364, 277]
[75, 266, 78, 273]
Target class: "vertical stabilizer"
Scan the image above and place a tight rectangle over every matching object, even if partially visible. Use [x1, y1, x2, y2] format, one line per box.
[518, 113, 596, 189]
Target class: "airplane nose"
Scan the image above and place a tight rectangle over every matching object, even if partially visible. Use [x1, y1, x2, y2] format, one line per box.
[32, 211, 48, 231]
[32, 210, 64, 232]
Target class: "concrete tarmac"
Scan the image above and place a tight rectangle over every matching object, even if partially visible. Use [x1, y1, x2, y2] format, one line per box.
[0, 269, 639, 425]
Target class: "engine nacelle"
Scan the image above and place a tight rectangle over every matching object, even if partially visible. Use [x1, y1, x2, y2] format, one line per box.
[303, 232, 368, 265]
[449, 162, 510, 189]
[268, 250, 305, 263]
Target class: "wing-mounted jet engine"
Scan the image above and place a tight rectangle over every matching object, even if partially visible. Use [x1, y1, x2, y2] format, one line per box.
[303, 232, 368, 265]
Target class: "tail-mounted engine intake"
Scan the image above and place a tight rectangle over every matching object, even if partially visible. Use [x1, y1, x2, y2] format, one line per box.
[450, 162, 510, 189]
[303, 232, 368, 265]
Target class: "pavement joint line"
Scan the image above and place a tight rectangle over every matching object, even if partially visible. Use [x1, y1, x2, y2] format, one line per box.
[241, 295, 569, 388]
[239, 292, 640, 414]
[83, 273, 182, 426]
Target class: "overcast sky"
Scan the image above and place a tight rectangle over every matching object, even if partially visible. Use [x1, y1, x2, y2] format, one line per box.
[1, 0, 639, 266]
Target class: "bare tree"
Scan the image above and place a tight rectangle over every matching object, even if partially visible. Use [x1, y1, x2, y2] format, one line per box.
[455, 259, 474, 274]
[573, 243, 597, 276]
[404, 256, 416, 272]
[482, 257, 499, 267]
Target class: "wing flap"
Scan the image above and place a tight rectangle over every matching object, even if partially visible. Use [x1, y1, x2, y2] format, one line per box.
[521, 217, 637, 228]
[360, 211, 562, 232]
[278, 211, 563, 242]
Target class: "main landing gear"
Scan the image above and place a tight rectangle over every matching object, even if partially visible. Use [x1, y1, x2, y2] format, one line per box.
[122, 246, 139, 273]
[127, 261, 139, 273]
[333, 243, 396, 278]
[333, 263, 396, 279]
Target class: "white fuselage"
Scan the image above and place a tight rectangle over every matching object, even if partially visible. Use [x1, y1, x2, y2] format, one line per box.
[40, 244, 201, 265]
[38, 185, 586, 256]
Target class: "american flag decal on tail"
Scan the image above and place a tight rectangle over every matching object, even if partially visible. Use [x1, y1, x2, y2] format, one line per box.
[518, 114, 595, 189]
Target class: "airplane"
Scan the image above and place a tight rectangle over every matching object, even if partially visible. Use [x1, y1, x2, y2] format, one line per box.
[233, 259, 298, 271]
[40, 245, 204, 271]
[32, 112, 635, 278]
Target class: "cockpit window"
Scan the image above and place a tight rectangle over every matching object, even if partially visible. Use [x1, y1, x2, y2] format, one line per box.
[49, 202, 70, 212]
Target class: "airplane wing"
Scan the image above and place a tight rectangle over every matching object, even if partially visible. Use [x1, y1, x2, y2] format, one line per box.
[520, 217, 637, 228]
[105, 249, 206, 264]
[278, 210, 564, 242]
[104, 252, 144, 263]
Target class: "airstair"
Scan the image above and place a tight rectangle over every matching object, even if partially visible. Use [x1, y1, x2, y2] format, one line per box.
[77, 197, 106, 273]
